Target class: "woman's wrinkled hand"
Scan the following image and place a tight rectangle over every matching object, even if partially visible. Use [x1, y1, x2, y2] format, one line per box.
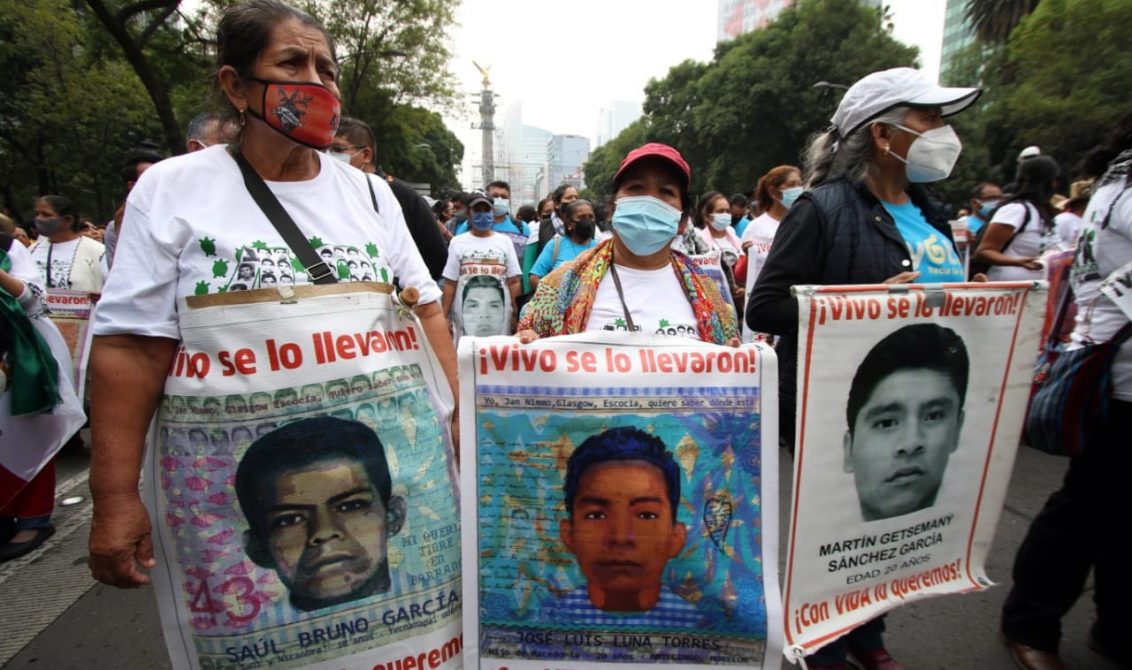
[883, 271, 921, 284]
[89, 493, 155, 588]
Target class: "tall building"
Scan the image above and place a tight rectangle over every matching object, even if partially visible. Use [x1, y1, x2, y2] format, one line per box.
[495, 102, 553, 204]
[717, 0, 881, 40]
[939, 0, 977, 83]
[595, 101, 643, 148]
[546, 135, 590, 194]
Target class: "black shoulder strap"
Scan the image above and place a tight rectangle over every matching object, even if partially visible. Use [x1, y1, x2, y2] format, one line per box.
[367, 174, 379, 214]
[229, 148, 336, 284]
[0, 233, 12, 253]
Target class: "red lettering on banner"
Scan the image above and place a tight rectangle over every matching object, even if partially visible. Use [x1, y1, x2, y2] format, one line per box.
[371, 634, 463, 670]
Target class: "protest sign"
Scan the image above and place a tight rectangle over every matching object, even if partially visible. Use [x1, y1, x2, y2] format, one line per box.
[446, 235, 519, 341]
[459, 333, 783, 670]
[781, 282, 1046, 660]
[45, 289, 94, 396]
[145, 284, 460, 670]
[1040, 250, 1077, 347]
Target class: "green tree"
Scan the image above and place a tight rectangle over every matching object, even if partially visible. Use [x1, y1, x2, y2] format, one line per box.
[303, 0, 459, 111]
[84, 0, 212, 154]
[583, 0, 918, 201]
[999, 0, 1130, 169]
[965, 0, 1041, 44]
[0, 0, 163, 221]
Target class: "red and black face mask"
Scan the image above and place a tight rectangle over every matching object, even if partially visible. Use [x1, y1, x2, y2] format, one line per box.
[248, 78, 340, 150]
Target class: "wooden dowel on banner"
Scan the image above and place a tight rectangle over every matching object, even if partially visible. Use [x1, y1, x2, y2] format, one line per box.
[399, 287, 420, 309]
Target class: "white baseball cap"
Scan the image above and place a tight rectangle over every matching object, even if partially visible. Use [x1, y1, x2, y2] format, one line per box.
[831, 67, 980, 138]
[1018, 145, 1041, 161]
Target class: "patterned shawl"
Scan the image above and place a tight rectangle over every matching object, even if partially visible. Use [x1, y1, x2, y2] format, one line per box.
[518, 238, 738, 343]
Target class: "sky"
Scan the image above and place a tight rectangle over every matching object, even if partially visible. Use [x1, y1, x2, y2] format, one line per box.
[440, 0, 947, 189]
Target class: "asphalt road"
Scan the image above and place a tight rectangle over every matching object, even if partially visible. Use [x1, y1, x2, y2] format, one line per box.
[0, 441, 1120, 670]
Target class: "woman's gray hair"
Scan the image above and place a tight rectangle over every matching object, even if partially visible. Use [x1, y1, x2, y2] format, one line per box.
[803, 107, 910, 188]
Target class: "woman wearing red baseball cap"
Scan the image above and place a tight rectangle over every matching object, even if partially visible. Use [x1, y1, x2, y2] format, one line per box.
[518, 143, 738, 343]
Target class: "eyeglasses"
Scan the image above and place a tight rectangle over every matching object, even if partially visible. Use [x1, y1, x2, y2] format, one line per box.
[330, 143, 363, 154]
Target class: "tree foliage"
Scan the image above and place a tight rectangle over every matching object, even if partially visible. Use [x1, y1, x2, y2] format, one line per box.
[583, 0, 918, 201]
[0, 0, 463, 222]
[965, 0, 1041, 44]
[936, 0, 1132, 204]
[0, 0, 168, 222]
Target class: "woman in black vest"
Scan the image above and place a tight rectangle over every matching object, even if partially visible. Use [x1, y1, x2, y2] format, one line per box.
[748, 67, 980, 670]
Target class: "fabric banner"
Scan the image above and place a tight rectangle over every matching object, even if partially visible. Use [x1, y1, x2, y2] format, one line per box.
[145, 284, 461, 670]
[0, 313, 85, 506]
[452, 260, 513, 341]
[781, 282, 1046, 660]
[458, 333, 783, 670]
[688, 251, 730, 309]
[1040, 250, 1076, 347]
[45, 289, 94, 397]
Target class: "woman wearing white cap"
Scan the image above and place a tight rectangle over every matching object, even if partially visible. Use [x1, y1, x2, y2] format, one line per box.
[747, 66, 980, 670]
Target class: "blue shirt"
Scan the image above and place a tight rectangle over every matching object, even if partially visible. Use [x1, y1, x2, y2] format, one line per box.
[530, 235, 598, 276]
[733, 216, 751, 238]
[882, 200, 965, 282]
[967, 213, 986, 235]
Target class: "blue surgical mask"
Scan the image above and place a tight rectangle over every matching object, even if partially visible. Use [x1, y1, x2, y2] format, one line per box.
[977, 200, 999, 220]
[492, 198, 510, 217]
[470, 212, 495, 230]
[710, 213, 732, 231]
[780, 186, 804, 209]
[328, 151, 352, 163]
[612, 195, 681, 256]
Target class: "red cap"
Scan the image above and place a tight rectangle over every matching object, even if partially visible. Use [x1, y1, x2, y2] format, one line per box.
[613, 143, 692, 187]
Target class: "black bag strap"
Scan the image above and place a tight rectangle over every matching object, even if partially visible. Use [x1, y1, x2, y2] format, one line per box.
[229, 147, 336, 284]
[367, 174, 379, 214]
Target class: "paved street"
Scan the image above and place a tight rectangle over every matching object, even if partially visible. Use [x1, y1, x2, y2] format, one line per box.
[0, 440, 1120, 669]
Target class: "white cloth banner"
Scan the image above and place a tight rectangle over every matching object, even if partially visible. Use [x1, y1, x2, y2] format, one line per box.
[458, 332, 783, 670]
[145, 284, 461, 670]
[45, 289, 94, 397]
[781, 282, 1046, 660]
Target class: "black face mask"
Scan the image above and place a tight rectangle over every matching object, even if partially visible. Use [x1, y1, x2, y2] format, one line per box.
[572, 217, 596, 241]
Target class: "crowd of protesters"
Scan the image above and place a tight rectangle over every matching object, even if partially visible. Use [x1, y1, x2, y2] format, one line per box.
[0, 3, 1128, 670]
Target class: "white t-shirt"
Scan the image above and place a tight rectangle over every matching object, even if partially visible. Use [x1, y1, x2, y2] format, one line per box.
[93, 145, 439, 340]
[29, 236, 104, 292]
[741, 212, 780, 285]
[1069, 177, 1132, 399]
[1054, 211, 1084, 246]
[4, 238, 47, 317]
[585, 264, 698, 338]
[986, 202, 1058, 281]
[443, 232, 520, 338]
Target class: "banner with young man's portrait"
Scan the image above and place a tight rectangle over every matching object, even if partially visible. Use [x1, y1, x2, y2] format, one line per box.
[781, 282, 1047, 660]
[458, 332, 783, 670]
[145, 284, 461, 670]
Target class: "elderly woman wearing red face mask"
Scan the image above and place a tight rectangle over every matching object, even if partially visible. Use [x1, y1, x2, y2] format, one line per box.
[87, 0, 456, 593]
